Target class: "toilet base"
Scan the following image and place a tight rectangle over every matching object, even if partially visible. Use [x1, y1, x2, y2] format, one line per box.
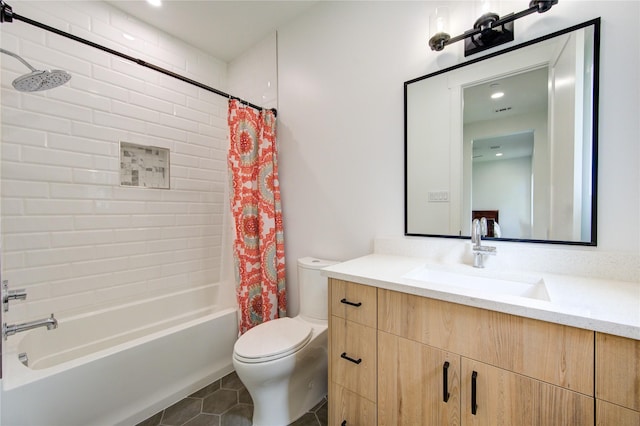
[233, 326, 328, 426]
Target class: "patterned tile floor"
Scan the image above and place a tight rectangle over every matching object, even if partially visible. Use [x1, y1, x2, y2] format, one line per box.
[136, 371, 328, 426]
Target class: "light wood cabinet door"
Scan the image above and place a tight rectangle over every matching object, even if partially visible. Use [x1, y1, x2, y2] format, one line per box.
[596, 332, 640, 411]
[330, 315, 377, 402]
[378, 331, 461, 426]
[330, 279, 377, 328]
[379, 288, 594, 395]
[330, 383, 377, 426]
[596, 400, 640, 426]
[461, 358, 594, 426]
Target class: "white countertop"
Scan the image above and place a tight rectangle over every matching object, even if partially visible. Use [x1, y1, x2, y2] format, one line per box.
[322, 253, 640, 340]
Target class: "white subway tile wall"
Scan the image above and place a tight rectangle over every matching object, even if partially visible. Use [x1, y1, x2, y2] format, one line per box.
[1, 0, 230, 322]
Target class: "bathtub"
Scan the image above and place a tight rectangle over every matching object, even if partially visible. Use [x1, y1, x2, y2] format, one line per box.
[1, 284, 238, 426]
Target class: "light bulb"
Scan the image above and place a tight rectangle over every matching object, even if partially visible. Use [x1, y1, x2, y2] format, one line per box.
[432, 7, 449, 34]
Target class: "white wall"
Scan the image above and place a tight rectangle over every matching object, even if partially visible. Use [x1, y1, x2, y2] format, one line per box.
[278, 1, 640, 314]
[472, 156, 532, 238]
[0, 0, 232, 322]
[228, 32, 278, 111]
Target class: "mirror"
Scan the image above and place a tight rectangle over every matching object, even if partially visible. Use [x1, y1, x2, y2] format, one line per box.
[405, 19, 599, 245]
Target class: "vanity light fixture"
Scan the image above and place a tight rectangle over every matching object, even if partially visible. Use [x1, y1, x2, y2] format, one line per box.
[428, 0, 558, 56]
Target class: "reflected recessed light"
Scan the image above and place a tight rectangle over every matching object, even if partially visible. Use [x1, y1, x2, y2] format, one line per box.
[147, 0, 162, 7]
[496, 152, 504, 157]
[122, 33, 135, 41]
[491, 92, 504, 99]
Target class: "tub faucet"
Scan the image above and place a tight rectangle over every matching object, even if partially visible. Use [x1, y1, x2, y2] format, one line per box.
[472, 218, 496, 268]
[3, 313, 58, 340]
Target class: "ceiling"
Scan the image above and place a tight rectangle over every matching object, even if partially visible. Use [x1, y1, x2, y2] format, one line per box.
[472, 131, 534, 163]
[105, 0, 317, 62]
[464, 67, 548, 124]
[465, 67, 548, 163]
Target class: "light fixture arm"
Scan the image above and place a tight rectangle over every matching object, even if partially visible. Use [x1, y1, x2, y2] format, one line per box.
[429, 0, 558, 55]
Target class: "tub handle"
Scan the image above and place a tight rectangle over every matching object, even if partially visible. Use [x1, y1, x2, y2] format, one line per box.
[340, 352, 362, 364]
[3, 280, 27, 312]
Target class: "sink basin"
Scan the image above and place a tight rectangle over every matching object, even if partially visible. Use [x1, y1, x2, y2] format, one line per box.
[402, 266, 550, 301]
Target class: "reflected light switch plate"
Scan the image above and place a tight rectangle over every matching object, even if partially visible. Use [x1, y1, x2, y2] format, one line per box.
[428, 191, 449, 202]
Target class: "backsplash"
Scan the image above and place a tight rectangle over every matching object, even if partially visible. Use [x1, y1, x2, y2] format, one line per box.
[1, 0, 230, 322]
[374, 236, 640, 283]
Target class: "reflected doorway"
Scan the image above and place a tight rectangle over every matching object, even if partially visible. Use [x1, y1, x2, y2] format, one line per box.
[471, 132, 534, 239]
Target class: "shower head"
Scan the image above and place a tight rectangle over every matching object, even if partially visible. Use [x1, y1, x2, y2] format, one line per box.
[11, 69, 71, 92]
[0, 47, 71, 92]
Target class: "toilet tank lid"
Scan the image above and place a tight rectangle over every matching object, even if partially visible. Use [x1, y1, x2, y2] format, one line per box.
[297, 257, 338, 269]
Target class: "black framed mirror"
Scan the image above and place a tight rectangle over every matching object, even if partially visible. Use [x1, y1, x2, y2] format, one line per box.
[405, 18, 599, 245]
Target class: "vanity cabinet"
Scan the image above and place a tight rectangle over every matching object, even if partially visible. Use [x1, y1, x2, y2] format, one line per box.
[377, 288, 594, 395]
[595, 332, 640, 425]
[328, 279, 610, 425]
[377, 288, 594, 425]
[328, 279, 377, 425]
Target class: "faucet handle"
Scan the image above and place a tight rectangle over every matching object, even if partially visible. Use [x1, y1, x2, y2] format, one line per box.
[3, 280, 27, 312]
[471, 219, 480, 244]
[479, 217, 488, 236]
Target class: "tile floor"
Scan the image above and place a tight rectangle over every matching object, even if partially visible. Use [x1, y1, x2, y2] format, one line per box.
[136, 371, 328, 426]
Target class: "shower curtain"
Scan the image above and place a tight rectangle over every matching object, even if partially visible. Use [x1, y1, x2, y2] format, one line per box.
[227, 99, 286, 334]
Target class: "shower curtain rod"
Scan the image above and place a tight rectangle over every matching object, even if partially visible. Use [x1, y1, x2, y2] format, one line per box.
[0, 1, 276, 116]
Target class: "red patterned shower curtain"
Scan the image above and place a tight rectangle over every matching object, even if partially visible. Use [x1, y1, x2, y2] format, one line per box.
[227, 99, 286, 334]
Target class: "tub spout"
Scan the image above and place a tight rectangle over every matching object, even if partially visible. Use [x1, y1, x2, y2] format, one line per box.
[3, 313, 58, 340]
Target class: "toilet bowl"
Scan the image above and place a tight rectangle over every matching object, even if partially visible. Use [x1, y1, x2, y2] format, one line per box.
[232, 257, 337, 426]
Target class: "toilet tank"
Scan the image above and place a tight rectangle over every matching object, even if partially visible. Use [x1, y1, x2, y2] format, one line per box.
[297, 257, 338, 321]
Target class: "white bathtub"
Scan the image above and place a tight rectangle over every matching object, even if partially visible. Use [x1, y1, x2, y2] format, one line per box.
[1, 284, 238, 426]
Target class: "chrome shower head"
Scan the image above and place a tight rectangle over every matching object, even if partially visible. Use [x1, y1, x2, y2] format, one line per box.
[12, 69, 71, 92]
[0, 47, 71, 92]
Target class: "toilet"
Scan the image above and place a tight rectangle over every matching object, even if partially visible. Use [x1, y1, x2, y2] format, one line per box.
[232, 257, 336, 426]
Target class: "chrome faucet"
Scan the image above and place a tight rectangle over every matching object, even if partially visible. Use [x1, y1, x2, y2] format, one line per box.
[471, 217, 496, 268]
[3, 313, 58, 340]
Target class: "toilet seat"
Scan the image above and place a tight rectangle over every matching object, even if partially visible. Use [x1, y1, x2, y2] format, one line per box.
[234, 317, 312, 363]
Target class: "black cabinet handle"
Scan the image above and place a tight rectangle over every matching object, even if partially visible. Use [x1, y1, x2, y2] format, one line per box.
[443, 361, 450, 402]
[340, 352, 362, 364]
[471, 371, 478, 415]
[340, 298, 362, 307]
[341, 421, 347, 426]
